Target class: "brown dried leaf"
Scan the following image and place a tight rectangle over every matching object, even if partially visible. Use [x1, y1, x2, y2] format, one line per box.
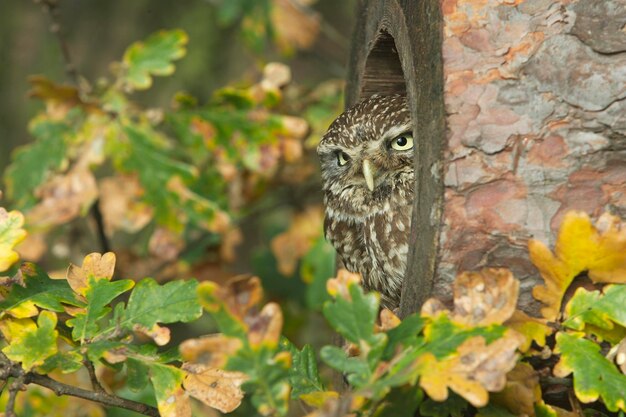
[261, 62, 292, 90]
[182, 363, 247, 414]
[378, 308, 401, 332]
[66, 252, 116, 296]
[422, 268, 519, 326]
[417, 330, 523, 407]
[271, 0, 321, 53]
[26, 168, 98, 228]
[248, 302, 283, 348]
[149, 227, 184, 261]
[216, 275, 263, 320]
[98, 175, 153, 236]
[490, 362, 541, 417]
[133, 323, 171, 346]
[270, 206, 324, 276]
[180, 334, 242, 368]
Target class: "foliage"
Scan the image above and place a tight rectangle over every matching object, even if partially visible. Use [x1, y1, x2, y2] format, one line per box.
[4, 205, 626, 416]
[3, 13, 626, 417]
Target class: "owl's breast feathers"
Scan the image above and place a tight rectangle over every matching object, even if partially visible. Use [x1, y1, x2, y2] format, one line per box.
[324, 205, 411, 309]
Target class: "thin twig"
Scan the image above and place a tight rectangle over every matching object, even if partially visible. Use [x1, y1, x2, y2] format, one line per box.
[83, 357, 106, 394]
[5, 374, 24, 417]
[35, 0, 113, 254]
[90, 201, 112, 254]
[36, 0, 79, 85]
[0, 353, 159, 417]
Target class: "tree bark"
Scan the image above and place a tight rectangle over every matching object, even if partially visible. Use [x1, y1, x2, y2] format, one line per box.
[345, 0, 626, 316]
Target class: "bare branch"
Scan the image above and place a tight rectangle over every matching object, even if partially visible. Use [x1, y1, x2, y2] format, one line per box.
[35, 0, 79, 85]
[5, 374, 24, 417]
[0, 352, 159, 417]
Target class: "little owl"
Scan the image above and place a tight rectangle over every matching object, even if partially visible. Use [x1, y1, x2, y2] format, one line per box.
[318, 94, 413, 309]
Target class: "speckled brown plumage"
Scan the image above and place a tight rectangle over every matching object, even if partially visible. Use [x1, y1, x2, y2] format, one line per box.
[317, 95, 413, 309]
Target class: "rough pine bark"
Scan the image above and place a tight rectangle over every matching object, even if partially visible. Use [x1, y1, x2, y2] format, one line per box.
[437, 0, 626, 313]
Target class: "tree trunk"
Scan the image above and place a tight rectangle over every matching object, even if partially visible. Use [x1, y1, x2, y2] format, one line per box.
[346, 0, 626, 316]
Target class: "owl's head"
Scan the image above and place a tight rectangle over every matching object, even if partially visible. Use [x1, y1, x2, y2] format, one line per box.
[317, 95, 413, 217]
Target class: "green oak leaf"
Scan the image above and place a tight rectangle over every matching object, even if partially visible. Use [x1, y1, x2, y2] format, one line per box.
[66, 276, 134, 342]
[475, 404, 517, 417]
[118, 278, 201, 330]
[0, 263, 82, 318]
[373, 385, 423, 417]
[420, 392, 467, 417]
[2, 311, 58, 370]
[383, 313, 425, 359]
[320, 345, 369, 387]
[197, 281, 247, 338]
[0, 208, 27, 272]
[423, 314, 506, 359]
[5, 117, 69, 208]
[39, 349, 83, 374]
[323, 281, 379, 346]
[122, 29, 188, 91]
[564, 285, 626, 332]
[149, 363, 188, 416]
[282, 341, 324, 398]
[556, 332, 626, 412]
[127, 357, 150, 392]
[300, 237, 334, 310]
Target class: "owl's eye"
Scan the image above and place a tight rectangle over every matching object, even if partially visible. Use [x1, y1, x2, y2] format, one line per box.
[337, 151, 350, 166]
[390, 134, 414, 151]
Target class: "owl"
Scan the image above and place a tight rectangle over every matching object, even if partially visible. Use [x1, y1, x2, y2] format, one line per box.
[318, 94, 413, 309]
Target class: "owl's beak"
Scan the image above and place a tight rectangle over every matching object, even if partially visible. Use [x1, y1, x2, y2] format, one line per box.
[362, 159, 377, 192]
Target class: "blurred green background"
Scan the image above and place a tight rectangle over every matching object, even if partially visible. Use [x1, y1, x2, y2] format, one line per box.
[0, 0, 355, 173]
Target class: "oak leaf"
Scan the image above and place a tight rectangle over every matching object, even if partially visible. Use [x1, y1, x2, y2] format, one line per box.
[504, 310, 552, 352]
[0, 208, 27, 272]
[98, 175, 153, 236]
[182, 363, 247, 414]
[270, 206, 324, 276]
[26, 167, 98, 228]
[248, 302, 283, 348]
[422, 268, 519, 326]
[554, 331, 626, 412]
[416, 330, 523, 407]
[531, 211, 626, 320]
[490, 362, 541, 417]
[180, 334, 242, 368]
[66, 252, 116, 297]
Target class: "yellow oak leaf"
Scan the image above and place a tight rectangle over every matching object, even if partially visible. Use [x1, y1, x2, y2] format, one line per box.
[0, 208, 27, 272]
[531, 211, 626, 320]
[300, 391, 339, 408]
[416, 331, 523, 407]
[504, 310, 552, 352]
[247, 302, 284, 348]
[182, 363, 247, 414]
[66, 252, 116, 296]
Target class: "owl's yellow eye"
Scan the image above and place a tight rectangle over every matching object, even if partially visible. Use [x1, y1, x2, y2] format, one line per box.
[390, 134, 414, 151]
[337, 151, 350, 166]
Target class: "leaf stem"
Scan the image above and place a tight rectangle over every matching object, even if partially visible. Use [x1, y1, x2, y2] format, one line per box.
[83, 357, 106, 394]
[35, 0, 79, 86]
